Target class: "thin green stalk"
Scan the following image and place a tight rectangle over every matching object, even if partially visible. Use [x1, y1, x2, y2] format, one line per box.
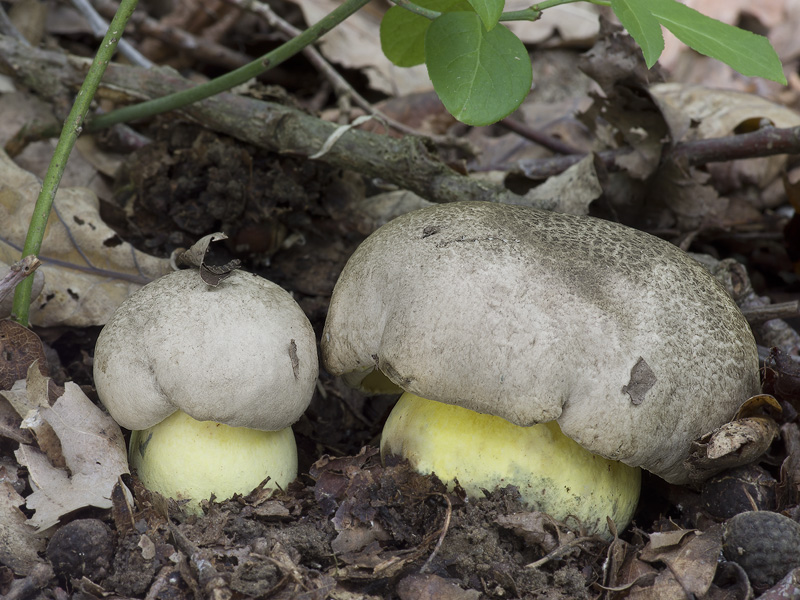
[532, 0, 607, 9]
[392, 1, 541, 21]
[88, 0, 372, 131]
[11, 0, 139, 326]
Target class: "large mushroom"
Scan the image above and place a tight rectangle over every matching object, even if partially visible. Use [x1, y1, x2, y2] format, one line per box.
[322, 201, 760, 536]
[94, 267, 317, 512]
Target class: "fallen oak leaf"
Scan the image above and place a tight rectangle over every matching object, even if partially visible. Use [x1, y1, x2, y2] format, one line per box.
[14, 380, 129, 530]
[0, 480, 46, 575]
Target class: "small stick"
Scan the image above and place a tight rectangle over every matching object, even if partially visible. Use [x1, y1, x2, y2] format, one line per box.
[525, 535, 599, 569]
[419, 493, 453, 573]
[741, 301, 800, 324]
[0, 255, 41, 304]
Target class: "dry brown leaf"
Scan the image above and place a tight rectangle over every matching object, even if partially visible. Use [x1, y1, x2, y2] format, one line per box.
[633, 526, 722, 598]
[0, 320, 47, 390]
[650, 83, 800, 143]
[14, 380, 129, 530]
[686, 417, 779, 485]
[397, 573, 481, 600]
[514, 153, 601, 214]
[0, 149, 171, 327]
[650, 83, 800, 194]
[288, 0, 431, 96]
[495, 511, 570, 554]
[0, 480, 46, 575]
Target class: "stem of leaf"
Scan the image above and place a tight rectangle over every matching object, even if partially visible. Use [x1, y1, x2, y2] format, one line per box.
[392, 1, 541, 21]
[87, 0, 373, 131]
[11, 0, 139, 327]
[532, 0, 608, 11]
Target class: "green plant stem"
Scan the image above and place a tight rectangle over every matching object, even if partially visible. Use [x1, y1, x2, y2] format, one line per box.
[88, 0, 372, 131]
[11, 0, 139, 326]
[531, 0, 607, 10]
[392, 1, 540, 21]
[499, 9, 541, 21]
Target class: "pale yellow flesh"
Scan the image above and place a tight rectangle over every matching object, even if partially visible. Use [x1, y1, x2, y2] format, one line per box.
[129, 410, 297, 513]
[381, 393, 641, 537]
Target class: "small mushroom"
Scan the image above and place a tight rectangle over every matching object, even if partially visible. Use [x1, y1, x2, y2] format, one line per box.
[93, 268, 317, 512]
[322, 201, 760, 536]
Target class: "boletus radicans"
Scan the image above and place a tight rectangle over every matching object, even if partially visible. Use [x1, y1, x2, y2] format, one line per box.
[321, 201, 760, 536]
[94, 268, 317, 512]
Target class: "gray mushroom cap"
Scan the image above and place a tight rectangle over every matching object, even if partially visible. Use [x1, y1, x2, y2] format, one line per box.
[94, 269, 317, 431]
[321, 201, 760, 484]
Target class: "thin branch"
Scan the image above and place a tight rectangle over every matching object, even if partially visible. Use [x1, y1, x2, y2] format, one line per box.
[671, 124, 800, 165]
[93, 0, 253, 71]
[223, 0, 476, 154]
[72, 0, 152, 67]
[499, 117, 583, 155]
[0, 37, 530, 206]
[86, 0, 373, 131]
[0, 3, 31, 45]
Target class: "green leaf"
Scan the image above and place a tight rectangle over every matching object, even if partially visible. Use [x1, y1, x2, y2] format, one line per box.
[380, 0, 473, 68]
[610, 0, 663, 68]
[649, 0, 786, 84]
[381, 6, 429, 67]
[425, 12, 532, 126]
[467, 0, 504, 31]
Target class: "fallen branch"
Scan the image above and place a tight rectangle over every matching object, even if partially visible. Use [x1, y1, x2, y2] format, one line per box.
[0, 36, 535, 207]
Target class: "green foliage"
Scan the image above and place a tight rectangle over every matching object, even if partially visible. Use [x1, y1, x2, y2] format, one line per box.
[425, 12, 531, 126]
[380, 0, 470, 67]
[380, 7, 429, 67]
[380, 0, 787, 127]
[611, 0, 663, 67]
[646, 0, 786, 84]
[466, 0, 503, 30]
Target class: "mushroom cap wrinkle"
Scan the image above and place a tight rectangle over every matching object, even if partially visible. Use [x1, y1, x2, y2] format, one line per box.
[94, 269, 317, 431]
[322, 201, 760, 484]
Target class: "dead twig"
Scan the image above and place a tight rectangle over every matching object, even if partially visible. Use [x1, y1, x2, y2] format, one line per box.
[224, 0, 477, 156]
[419, 493, 453, 573]
[0, 36, 533, 207]
[526, 536, 600, 569]
[741, 301, 800, 324]
[0, 255, 41, 304]
[499, 117, 583, 156]
[72, 0, 152, 67]
[93, 0, 252, 71]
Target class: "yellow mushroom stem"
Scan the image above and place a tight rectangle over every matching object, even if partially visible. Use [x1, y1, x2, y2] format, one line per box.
[381, 393, 641, 537]
[129, 410, 297, 513]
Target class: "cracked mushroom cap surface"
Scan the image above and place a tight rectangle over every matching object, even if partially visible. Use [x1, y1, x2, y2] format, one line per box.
[321, 201, 760, 484]
[94, 269, 317, 431]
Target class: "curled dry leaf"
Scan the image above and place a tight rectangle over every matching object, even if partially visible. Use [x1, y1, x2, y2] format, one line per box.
[634, 526, 723, 598]
[0, 148, 171, 327]
[11, 369, 128, 530]
[176, 232, 241, 286]
[685, 413, 780, 485]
